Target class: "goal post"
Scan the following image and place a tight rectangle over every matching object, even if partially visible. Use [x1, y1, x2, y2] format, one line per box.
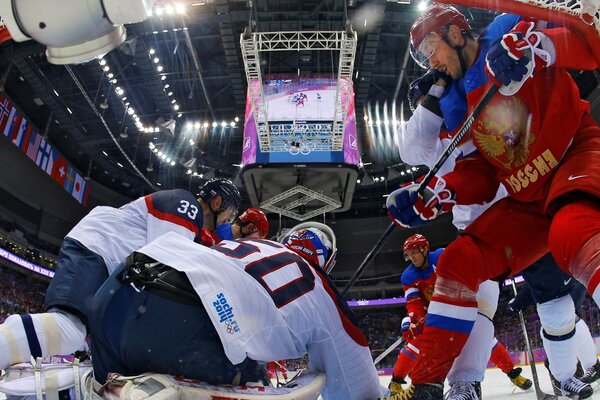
[436, 0, 600, 63]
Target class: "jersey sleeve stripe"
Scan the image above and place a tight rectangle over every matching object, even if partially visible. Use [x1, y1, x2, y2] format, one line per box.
[314, 271, 369, 347]
[144, 195, 200, 235]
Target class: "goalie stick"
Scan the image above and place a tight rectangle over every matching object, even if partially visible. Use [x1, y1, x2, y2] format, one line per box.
[510, 280, 560, 400]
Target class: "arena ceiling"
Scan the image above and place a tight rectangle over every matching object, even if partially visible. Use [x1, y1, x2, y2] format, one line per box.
[0, 0, 598, 220]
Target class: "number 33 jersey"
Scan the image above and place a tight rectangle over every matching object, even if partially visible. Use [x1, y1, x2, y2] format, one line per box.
[135, 232, 384, 400]
[67, 189, 203, 274]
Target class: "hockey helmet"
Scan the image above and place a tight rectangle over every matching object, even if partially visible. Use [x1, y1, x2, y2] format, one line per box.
[198, 178, 242, 220]
[403, 233, 430, 260]
[410, 4, 471, 69]
[281, 222, 337, 274]
[237, 208, 269, 239]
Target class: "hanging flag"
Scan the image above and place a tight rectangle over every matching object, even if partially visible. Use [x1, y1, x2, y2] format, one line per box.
[0, 95, 13, 130]
[3, 111, 20, 138]
[51, 155, 69, 186]
[63, 165, 75, 193]
[36, 137, 53, 170]
[72, 172, 87, 203]
[26, 132, 42, 161]
[12, 117, 28, 148]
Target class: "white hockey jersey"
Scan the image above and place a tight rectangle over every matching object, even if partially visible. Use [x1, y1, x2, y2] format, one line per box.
[400, 98, 507, 229]
[135, 232, 384, 400]
[67, 189, 203, 273]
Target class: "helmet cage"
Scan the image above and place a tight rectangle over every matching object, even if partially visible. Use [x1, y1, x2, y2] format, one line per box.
[281, 222, 337, 274]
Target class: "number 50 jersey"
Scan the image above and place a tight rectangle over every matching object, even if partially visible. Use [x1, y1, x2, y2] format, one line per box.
[136, 232, 384, 400]
[67, 189, 203, 274]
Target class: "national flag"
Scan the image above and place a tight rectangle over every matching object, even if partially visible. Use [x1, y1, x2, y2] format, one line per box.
[0, 96, 13, 130]
[72, 172, 87, 204]
[8, 114, 23, 142]
[43, 147, 57, 176]
[63, 165, 76, 193]
[12, 117, 28, 148]
[26, 132, 42, 161]
[20, 127, 34, 152]
[50, 155, 69, 186]
[3, 109, 18, 137]
[36, 138, 53, 170]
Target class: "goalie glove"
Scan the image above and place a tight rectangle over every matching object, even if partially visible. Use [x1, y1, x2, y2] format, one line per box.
[485, 21, 554, 95]
[386, 176, 456, 228]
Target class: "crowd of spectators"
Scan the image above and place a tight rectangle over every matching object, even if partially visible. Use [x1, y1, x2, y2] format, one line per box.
[0, 267, 48, 323]
[0, 217, 58, 270]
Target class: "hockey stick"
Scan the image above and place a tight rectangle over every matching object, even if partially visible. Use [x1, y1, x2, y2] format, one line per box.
[417, 84, 498, 194]
[340, 222, 396, 298]
[342, 86, 499, 298]
[373, 337, 406, 366]
[510, 281, 560, 400]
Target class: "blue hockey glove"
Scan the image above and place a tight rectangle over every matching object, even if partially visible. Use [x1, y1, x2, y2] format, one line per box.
[485, 21, 553, 95]
[386, 176, 456, 228]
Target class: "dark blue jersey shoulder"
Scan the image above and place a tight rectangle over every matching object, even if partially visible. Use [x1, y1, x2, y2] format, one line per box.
[440, 14, 522, 131]
[145, 189, 204, 233]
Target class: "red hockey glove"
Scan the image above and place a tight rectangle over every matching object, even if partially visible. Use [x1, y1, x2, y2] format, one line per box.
[199, 227, 221, 247]
[485, 21, 553, 94]
[386, 176, 456, 228]
[400, 317, 422, 342]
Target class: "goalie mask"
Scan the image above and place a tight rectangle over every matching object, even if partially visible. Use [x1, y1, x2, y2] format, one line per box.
[281, 222, 337, 274]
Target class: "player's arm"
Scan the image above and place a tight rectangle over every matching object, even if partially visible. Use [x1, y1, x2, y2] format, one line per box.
[401, 271, 428, 323]
[541, 27, 599, 70]
[442, 152, 500, 206]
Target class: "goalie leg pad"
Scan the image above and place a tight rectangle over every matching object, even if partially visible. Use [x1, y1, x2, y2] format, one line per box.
[0, 311, 86, 370]
[102, 371, 326, 400]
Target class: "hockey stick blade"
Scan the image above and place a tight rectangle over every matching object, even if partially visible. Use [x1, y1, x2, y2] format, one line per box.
[417, 84, 498, 195]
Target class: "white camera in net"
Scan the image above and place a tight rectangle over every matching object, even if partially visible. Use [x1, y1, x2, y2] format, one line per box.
[0, 0, 154, 64]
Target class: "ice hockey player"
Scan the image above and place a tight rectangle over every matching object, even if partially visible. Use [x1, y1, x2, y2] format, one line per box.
[389, 234, 530, 399]
[0, 178, 241, 371]
[87, 222, 384, 400]
[386, 4, 600, 399]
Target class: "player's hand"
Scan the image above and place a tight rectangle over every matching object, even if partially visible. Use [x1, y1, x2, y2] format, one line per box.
[199, 227, 221, 246]
[485, 21, 552, 92]
[386, 176, 456, 228]
[408, 69, 451, 111]
[401, 323, 420, 342]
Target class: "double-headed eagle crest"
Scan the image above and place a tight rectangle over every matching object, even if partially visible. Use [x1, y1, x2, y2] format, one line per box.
[472, 96, 535, 169]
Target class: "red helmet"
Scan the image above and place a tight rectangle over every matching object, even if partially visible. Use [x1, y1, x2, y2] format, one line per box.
[410, 4, 471, 68]
[403, 234, 430, 257]
[238, 208, 269, 238]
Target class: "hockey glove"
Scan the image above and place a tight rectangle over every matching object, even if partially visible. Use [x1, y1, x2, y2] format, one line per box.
[401, 317, 422, 342]
[386, 176, 456, 228]
[485, 21, 553, 95]
[199, 227, 221, 247]
[408, 69, 451, 112]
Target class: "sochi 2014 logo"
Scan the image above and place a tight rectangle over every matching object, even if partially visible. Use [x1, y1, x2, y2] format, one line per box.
[212, 292, 240, 334]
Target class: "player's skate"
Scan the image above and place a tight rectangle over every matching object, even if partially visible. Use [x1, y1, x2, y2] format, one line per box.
[507, 367, 532, 390]
[545, 359, 593, 399]
[581, 359, 600, 385]
[384, 382, 443, 400]
[444, 381, 481, 400]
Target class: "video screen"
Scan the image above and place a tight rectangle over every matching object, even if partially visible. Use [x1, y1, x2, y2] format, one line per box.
[242, 75, 359, 166]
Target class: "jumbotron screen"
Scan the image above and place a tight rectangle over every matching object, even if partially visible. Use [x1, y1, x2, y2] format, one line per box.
[242, 75, 359, 165]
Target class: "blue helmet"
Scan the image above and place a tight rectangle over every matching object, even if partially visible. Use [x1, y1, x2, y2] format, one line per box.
[199, 178, 242, 215]
[281, 222, 337, 274]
